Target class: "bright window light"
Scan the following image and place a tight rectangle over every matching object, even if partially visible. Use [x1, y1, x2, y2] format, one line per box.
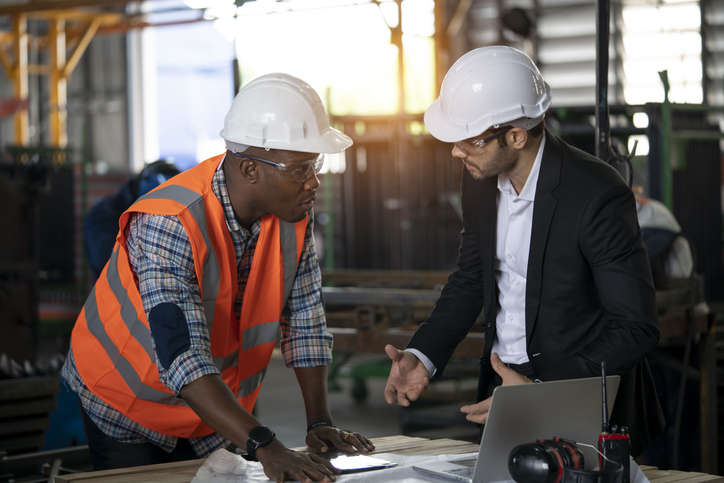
[235, 0, 435, 116]
[629, 135, 649, 157]
[321, 152, 347, 174]
[621, 2, 702, 105]
[184, 0, 233, 10]
[632, 113, 649, 129]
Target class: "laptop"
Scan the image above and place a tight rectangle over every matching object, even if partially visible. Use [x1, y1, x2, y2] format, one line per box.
[412, 375, 620, 483]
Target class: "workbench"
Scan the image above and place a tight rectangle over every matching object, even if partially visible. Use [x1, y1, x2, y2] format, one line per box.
[54, 435, 723, 483]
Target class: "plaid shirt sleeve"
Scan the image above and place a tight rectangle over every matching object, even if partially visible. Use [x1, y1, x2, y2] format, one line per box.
[279, 211, 333, 368]
[127, 212, 220, 396]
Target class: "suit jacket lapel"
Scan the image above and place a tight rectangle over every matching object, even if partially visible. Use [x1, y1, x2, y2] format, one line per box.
[526, 130, 562, 344]
[479, 175, 498, 355]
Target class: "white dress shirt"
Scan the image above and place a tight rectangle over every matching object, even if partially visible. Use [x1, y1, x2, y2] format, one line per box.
[491, 133, 545, 364]
[409, 132, 547, 375]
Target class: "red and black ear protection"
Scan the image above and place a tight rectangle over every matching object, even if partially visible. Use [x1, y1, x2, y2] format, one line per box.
[509, 437, 622, 483]
[508, 437, 585, 483]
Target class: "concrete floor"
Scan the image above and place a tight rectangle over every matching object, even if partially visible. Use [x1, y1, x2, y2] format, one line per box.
[255, 352, 404, 449]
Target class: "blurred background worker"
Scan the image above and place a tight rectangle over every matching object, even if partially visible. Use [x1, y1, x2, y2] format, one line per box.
[383, 46, 665, 458]
[84, 159, 181, 280]
[62, 73, 374, 482]
[633, 186, 694, 285]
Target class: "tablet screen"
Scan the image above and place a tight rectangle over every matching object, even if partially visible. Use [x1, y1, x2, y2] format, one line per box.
[318, 451, 398, 474]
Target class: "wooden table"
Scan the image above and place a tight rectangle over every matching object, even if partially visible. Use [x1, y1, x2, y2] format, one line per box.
[55, 435, 723, 483]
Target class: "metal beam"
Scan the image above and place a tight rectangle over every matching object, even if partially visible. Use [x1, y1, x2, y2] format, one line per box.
[12, 13, 27, 145]
[48, 17, 67, 148]
[329, 327, 484, 358]
[63, 16, 101, 77]
[0, 0, 133, 16]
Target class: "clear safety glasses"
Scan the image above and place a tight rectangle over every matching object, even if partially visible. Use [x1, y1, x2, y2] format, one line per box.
[233, 153, 324, 182]
[453, 126, 513, 156]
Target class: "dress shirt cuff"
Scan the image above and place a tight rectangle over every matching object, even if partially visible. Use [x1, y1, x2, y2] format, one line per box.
[405, 348, 437, 378]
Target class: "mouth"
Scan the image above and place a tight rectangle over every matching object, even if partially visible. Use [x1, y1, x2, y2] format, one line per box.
[301, 196, 316, 209]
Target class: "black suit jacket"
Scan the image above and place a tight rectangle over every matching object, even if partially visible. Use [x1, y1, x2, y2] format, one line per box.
[408, 131, 665, 456]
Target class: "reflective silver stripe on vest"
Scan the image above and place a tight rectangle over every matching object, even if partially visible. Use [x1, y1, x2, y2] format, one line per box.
[105, 249, 155, 361]
[280, 220, 299, 306]
[139, 185, 220, 336]
[214, 351, 239, 373]
[237, 366, 268, 399]
[84, 258, 186, 406]
[242, 320, 280, 351]
[212, 219, 303, 375]
[82, 183, 222, 407]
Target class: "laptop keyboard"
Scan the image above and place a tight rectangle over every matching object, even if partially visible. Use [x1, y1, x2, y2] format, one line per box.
[447, 458, 477, 477]
[448, 466, 475, 477]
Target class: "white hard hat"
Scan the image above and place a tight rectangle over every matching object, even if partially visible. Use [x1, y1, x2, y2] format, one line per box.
[220, 73, 352, 154]
[424, 46, 553, 142]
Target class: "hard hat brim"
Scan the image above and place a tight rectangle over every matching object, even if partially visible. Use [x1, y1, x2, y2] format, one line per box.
[424, 98, 470, 143]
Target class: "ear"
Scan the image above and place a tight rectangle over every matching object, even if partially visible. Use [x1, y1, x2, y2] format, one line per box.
[508, 127, 529, 150]
[238, 157, 259, 184]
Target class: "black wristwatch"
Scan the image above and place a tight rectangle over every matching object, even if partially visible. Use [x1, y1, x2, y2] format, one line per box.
[246, 425, 275, 461]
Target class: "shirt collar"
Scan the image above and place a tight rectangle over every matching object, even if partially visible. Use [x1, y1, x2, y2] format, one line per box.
[213, 156, 260, 238]
[497, 131, 547, 201]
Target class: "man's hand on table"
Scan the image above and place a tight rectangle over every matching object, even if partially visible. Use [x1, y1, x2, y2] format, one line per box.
[460, 353, 532, 424]
[306, 426, 375, 454]
[383, 344, 430, 406]
[256, 440, 340, 483]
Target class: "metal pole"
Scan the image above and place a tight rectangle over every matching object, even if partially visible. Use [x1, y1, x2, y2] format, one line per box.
[595, 0, 610, 161]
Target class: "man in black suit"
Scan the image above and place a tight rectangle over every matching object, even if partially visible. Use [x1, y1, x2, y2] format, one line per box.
[383, 46, 664, 457]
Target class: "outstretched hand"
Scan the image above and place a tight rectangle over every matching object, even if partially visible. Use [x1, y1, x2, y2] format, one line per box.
[460, 353, 533, 424]
[383, 344, 430, 407]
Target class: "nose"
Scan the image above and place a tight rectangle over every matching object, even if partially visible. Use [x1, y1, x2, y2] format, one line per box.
[452, 143, 467, 159]
[303, 172, 320, 190]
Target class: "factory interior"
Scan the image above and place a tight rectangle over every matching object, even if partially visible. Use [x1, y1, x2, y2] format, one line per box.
[1, 0, 724, 481]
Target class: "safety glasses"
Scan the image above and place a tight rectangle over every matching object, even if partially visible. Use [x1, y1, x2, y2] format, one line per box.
[233, 152, 324, 182]
[453, 126, 513, 156]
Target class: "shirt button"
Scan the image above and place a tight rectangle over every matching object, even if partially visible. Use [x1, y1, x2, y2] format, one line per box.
[508, 348, 514, 353]
[509, 315, 514, 320]
[507, 254, 513, 259]
[516, 282, 521, 286]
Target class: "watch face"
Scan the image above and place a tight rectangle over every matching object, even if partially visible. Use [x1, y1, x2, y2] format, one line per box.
[249, 425, 274, 445]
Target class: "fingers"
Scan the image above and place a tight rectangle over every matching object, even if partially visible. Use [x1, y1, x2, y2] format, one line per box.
[271, 465, 334, 483]
[335, 431, 374, 454]
[305, 430, 328, 453]
[384, 381, 426, 406]
[308, 426, 376, 455]
[261, 445, 339, 483]
[490, 353, 533, 386]
[383, 382, 402, 405]
[461, 398, 492, 424]
[490, 352, 509, 376]
[384, 344, 403, 362]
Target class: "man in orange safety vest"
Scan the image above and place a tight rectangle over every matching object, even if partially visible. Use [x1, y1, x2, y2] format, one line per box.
[63, 73, 373, 483]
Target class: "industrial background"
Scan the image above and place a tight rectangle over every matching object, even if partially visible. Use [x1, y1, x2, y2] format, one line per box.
[1, 0, 723, 481]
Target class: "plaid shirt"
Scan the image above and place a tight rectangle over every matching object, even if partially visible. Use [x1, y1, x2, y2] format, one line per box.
[62, 157, 332, 457]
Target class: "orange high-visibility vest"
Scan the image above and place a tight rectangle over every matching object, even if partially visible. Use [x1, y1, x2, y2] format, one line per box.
[70, 154, 307, 438]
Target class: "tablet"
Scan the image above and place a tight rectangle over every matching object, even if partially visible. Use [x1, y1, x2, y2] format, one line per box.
[317, 450, 398, 474]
